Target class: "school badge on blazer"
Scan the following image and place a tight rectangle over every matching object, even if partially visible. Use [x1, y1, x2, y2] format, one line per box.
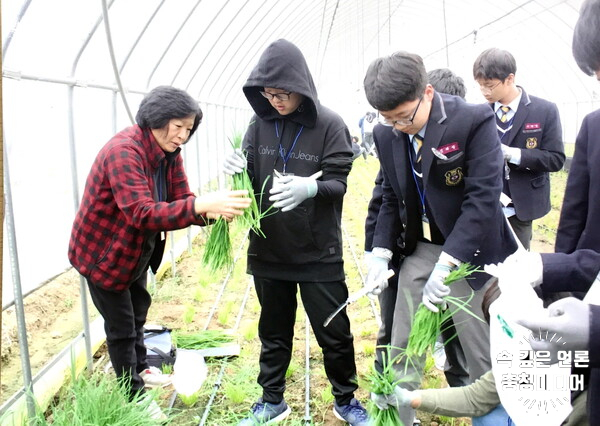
[445, 167, 463, 186]
[526, 137, 538, 149]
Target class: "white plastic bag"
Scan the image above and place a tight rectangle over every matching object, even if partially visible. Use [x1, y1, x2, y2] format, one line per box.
[485, 252, 573, 425]
[172, 349, 208, 399]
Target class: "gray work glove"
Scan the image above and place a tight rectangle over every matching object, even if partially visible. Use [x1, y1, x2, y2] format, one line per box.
[516, 297, 590, 356]
[268, 175, 318, 212]
[371, 386, 415, 410]
[422, 263, 453, 313]
[223, 148, 246, 175]
[364, 248, 392, 296]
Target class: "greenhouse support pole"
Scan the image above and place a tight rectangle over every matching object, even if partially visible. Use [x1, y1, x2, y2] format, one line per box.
[101, 0, 134, 124]
[68, 85, 94, 373]
[3, 144, 36, 420]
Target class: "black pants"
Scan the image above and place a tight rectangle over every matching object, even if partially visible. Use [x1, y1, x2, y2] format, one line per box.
[87, 274, 152, 399]
[508, 215, 532, 250]
[254, 277, 358, 406]
[375, 272, 398, 373]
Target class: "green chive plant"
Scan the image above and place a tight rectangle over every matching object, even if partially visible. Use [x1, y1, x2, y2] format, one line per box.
[366, 346, 410, 426]
[228, 131, 276, 237]
[405, 263, 482, 358]
[201, 217, 232, 273]
[29, 366, 167, 425]
[172, 329, 235, 350]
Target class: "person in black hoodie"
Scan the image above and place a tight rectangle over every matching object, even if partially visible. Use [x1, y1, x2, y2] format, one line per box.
[223, 39, 370, 425]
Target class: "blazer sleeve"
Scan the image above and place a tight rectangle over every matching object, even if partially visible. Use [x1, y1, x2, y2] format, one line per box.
[590, 305, 600, 367]
[518, 102, 565, 172]
[540, 250, 600, 293]
[555, 116, 591, 253]
[364, 169, 383, 251]
[441, 106, 506, 263]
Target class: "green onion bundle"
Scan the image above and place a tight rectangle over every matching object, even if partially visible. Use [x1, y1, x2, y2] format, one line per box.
[201, 217, 232, 273]
[173, 330, 235, 349]
[406, 263, 482, 358]
[366, 347, 406, 425]
[228, 131, 275, 237]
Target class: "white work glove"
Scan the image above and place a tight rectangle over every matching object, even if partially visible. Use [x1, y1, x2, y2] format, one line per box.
[371, 386, 415, 410]
[268, 175, 318, 212]
[223, 148, 246, 175]
[501, 250, 544, 288]
[422, 263, 453, 313]
[516, 297, 590, 356]
[501, 144, 521, 164]
[364, 248, 392, 296]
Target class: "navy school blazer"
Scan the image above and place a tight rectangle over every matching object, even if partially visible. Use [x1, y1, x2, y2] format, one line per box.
[372, 92, 518, 290]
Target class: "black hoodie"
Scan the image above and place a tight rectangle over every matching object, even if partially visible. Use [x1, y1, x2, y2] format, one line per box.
[242, 39, 353, 282]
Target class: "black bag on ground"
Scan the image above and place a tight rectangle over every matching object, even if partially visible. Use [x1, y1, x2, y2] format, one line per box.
[144, 325, 176, 368]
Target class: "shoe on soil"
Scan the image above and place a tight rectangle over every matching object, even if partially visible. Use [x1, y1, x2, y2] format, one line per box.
[333, 398, 371, 425]
[238, 398, 291, 425]
[140, 366, 172, 388]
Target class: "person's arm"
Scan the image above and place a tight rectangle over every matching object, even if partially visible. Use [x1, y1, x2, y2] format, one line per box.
[417, 370, 500, 417]
[539, 250, 600, 293]
[314, 125, 353, 200]
[440, 105, 506, 263]
[364, 169, 384, 251]
[590, 305, 600, 367]
[555, 115, 591, 253]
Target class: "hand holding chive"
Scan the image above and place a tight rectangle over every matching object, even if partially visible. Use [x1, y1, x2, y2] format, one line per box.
[195, 189, 252, 221]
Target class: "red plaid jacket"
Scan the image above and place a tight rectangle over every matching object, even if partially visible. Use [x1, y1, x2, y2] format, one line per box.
[69, 125, 206, 291]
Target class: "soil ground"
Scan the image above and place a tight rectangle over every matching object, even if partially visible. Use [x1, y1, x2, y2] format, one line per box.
[1, 158, 557, 425]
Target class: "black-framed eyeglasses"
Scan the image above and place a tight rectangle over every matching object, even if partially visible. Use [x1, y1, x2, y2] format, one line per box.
[260, 90, 292, 101]
[382, 96, 423, 127]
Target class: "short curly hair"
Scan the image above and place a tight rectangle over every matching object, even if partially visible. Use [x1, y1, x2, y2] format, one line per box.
[135, 86, 203, 138]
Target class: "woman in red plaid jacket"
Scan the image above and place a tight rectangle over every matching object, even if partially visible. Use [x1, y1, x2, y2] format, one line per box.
[69, 86, 251, 401]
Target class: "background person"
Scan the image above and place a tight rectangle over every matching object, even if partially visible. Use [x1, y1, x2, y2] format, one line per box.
[473, 48, 565, 250]
[68, 86, 251, 418]
[223, 39, 370, 426]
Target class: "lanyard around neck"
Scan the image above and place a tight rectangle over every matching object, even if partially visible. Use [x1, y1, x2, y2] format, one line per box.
[275, 120, 304, 173]
[407, 139, 426, 215]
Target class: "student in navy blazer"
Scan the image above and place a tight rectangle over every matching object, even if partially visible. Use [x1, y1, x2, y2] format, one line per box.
[363, 51, 517, 426]
[473, 48, 565, 250]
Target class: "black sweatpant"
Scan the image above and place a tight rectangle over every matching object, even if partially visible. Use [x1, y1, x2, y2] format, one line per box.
[254, 277, 358, 406]
[87, 274, 152, 399]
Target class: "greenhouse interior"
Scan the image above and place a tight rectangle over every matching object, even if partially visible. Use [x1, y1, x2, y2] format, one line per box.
[2, 0, 600, 425]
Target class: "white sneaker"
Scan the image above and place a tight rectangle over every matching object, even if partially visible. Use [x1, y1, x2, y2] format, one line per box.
[137, 395, 168, 421]
[140, 366, 173, 388]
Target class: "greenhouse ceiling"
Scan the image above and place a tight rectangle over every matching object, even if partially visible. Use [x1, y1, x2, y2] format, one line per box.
[2, 0, 597, 115]
[2, 0, 599, 303]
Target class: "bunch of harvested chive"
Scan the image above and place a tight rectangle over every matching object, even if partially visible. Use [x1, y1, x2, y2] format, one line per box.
[173, 329, 235, 349]
[229, 133, 262, 235]
[366, 346, 406, 425]
[405, 262, 482, 358]
[228, 132, 276, 237]
[201, 216, 232, 273]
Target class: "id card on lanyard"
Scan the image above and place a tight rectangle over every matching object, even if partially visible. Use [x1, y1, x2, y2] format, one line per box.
[275, 120, 304, 174]
[407, 137, 432, 242]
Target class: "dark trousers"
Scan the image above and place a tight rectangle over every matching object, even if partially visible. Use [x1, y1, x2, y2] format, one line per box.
[375, 269, 399, 372]
[254, 277, 358, 406]
[508, 215, 532, 250]
[87, 274, 152, 399]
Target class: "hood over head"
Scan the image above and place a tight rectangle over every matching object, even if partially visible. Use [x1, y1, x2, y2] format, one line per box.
[243, 39, 319, 127]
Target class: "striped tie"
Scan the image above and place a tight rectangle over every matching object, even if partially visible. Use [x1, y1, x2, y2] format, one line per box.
[414, 134, 423, 163]
[500, 105, 510, 123]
